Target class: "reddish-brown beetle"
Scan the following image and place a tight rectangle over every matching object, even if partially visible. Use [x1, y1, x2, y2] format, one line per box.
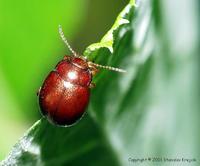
[38, 25, 126, 126]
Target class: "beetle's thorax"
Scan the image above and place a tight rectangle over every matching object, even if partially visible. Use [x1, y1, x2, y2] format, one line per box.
[71, 57, 88, 70]
[55, 57, 91, 87]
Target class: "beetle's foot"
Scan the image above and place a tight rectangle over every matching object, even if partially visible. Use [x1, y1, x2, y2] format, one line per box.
[88, 64, 99, 76]
[89, 83, 96, 88]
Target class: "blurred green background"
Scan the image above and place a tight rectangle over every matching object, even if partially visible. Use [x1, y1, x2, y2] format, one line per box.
[0, 0, 128, 159]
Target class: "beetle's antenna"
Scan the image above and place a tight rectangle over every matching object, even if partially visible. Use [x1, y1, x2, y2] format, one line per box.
[88, 62, 126, 73]
[58, 25, 78, 57]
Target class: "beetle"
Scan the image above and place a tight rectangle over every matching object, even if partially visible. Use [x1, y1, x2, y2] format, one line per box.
[37, 25, 126, 126]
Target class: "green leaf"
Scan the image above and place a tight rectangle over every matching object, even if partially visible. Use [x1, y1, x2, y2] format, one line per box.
[1, 0, 199, 165]
[84, 2, 132, 54]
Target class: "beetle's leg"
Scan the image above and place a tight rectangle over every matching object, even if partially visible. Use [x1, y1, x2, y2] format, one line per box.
[91, 67, 99, 76]
[37, 87, 41, 96]
[89, 82, 96, 88]
[88, 63, 99, 76]
[63, 55, 72, 61]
